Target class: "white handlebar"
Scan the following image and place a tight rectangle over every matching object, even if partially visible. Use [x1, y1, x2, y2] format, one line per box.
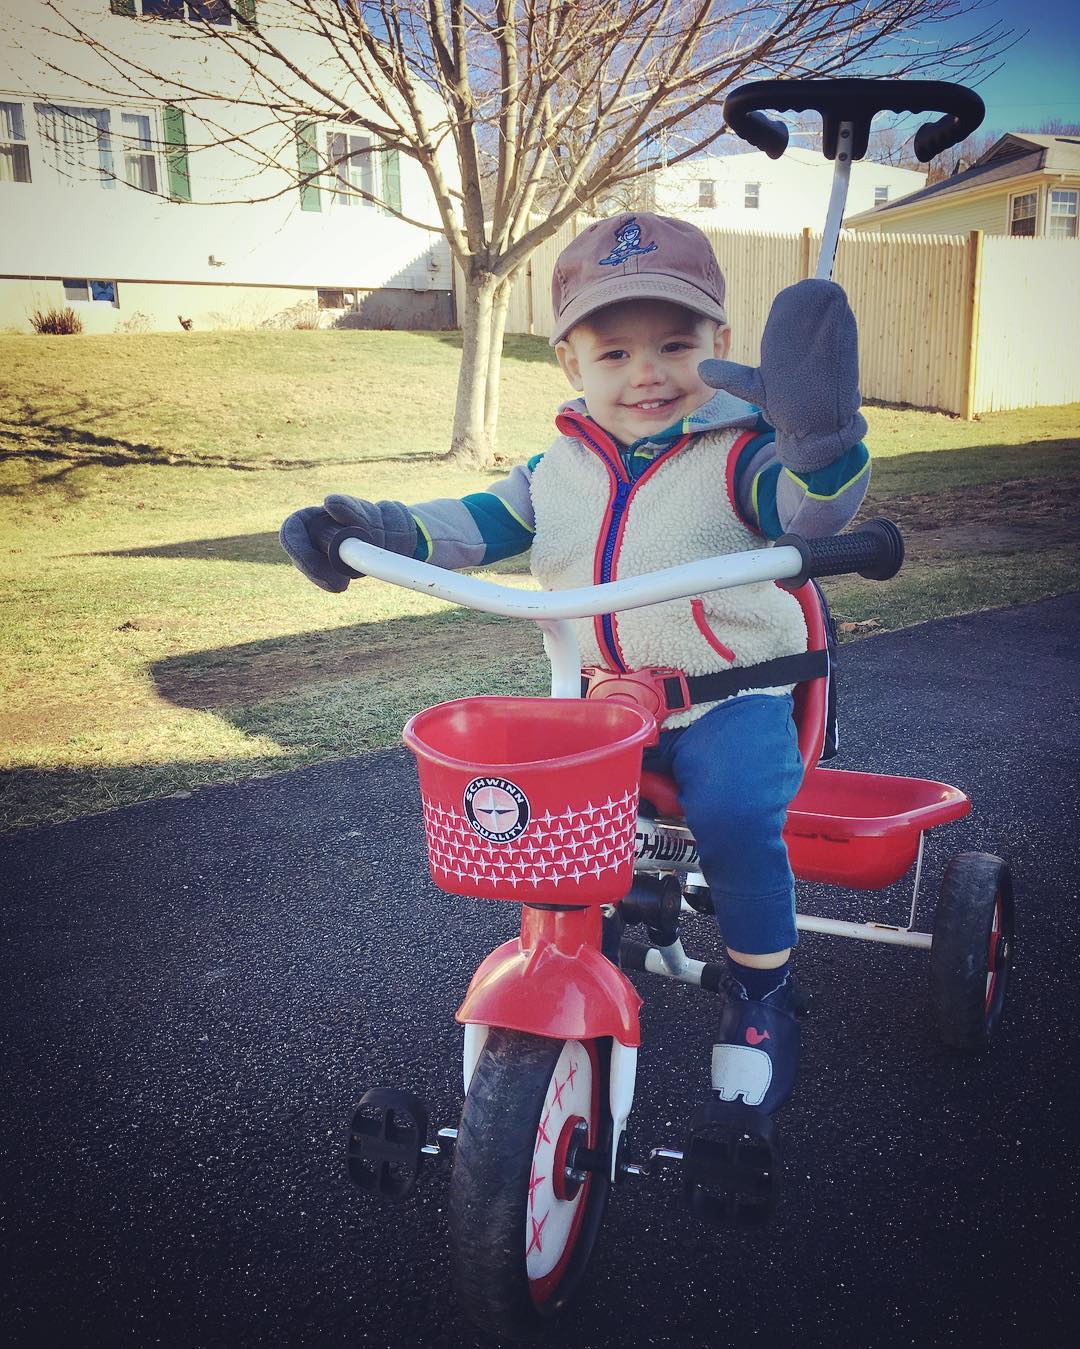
[338, 536, 804, 619]
[338, 536, 804, 699]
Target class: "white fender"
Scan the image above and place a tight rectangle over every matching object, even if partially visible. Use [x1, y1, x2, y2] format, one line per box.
[609, 1041, 638, 1181]
[462, 1022, 490, 1095]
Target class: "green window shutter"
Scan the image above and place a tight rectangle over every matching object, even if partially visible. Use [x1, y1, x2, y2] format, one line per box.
[234, 0, 257, 26]
[296, 119, 321, 212]
[162, 105, 191, 202]
[381, 147, 401, 215]
[110, 0, 137, 14]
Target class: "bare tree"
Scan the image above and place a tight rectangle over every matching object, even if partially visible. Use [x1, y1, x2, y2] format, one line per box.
[20, 0, 1009, 467]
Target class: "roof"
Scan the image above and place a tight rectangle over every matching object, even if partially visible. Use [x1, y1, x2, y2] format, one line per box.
[847, 133, 1080, 221]
[662, 144, 924, 180]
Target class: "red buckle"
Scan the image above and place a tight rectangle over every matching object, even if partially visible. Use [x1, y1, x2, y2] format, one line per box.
[581, 665, 691, 727]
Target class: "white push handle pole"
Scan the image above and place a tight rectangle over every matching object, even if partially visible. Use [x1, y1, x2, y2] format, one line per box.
[816, 120, 854, 281]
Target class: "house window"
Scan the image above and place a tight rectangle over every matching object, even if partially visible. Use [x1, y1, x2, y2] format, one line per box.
[35, 104, 115, 187]
[1048, 188, 1078, 239]
[138, 1, 233, 23]
[0, 101, 31, 183]
[1009, 190, 1038, 237]
[63, 279, 119, 305]
[698, 180, 715, 209]
[34, 103, 163, 193]
[120, 110, 158, 192]
[874, 185, 890, 205]
[328, 131, 375, 205]
[744, 182, 760, 209]
[317, 289, 356, 309]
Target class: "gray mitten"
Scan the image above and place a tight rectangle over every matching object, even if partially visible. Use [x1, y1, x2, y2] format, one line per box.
[279, 495, 417, 593]
[698, 278, 867, 473]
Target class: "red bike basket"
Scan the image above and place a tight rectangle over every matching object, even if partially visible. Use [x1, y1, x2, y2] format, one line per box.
[403, 697, 655, 904]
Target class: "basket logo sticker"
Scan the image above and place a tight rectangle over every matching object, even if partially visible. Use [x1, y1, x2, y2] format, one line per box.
[463, 777, 530, 843]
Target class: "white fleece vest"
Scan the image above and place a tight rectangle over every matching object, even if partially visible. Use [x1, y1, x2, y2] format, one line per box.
[529, 426, 807, 729]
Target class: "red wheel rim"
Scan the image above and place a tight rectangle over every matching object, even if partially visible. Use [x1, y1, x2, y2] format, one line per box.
[527, 1041, 600, 1307]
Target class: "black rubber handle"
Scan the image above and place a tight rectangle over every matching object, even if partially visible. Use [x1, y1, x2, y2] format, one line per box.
[723, 79, 984, 162]
[733, 109, 790, 161]
[776, 519, 904, 588]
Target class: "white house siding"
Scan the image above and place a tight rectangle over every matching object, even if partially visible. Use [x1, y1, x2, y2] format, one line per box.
[653, 147, 925, 233]
[849, 177, 1080, 238]
[0, 1, 458, 332]
[852, 189, 1013, 235]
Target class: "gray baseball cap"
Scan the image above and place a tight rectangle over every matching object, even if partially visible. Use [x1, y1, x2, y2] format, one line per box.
[550, 212, 728, 345]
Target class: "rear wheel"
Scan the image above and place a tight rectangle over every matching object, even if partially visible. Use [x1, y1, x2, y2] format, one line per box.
[448, 1029, 612, 1339]
[930, 852, 1014, 1052]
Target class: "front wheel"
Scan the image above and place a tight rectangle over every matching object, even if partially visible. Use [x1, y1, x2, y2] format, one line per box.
[930, 852, 1014, 1052]
[448, 1029, 612, 1339]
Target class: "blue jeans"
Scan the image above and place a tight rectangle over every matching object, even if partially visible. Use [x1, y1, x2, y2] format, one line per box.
[641, 693, 803, 954]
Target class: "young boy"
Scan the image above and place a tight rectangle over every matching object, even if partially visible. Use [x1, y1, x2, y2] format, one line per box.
[281, 212, 869, 1151]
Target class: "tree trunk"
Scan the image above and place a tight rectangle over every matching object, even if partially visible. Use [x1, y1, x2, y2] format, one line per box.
[448, 271, 499, 469]
[482, 274, 515, 454]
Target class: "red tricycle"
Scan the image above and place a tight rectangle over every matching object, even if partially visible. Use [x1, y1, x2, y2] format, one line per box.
[340, 76, 1007, 1341]
[339, 517, 1013, 1339]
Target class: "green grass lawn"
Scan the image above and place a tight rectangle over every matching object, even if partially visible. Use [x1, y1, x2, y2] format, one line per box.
[2, 329, 1078, 832]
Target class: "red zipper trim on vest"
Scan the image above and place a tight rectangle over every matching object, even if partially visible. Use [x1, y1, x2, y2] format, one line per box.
[690, 599, 737, 663]
[725, 429, 762, 533]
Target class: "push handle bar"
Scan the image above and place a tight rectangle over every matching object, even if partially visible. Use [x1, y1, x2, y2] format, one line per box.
[329, 519, 903, 621]
[723, 79, 985, 162]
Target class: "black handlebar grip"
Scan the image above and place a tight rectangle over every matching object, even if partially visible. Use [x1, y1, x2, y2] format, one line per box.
[736, 109, 790, 160]
[777, 519, 904, 589]
[912, 106, 983, 162]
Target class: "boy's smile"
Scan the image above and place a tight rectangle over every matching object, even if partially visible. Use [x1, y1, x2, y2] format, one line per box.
[556, 299, 731, 447]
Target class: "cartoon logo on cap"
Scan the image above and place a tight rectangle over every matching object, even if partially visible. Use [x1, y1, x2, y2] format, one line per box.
[464, 777, 531, 843]
[598, 218, 658, 267]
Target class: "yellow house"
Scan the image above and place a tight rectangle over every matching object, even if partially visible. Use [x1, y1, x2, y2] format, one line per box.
[846, 133, 1080, 238]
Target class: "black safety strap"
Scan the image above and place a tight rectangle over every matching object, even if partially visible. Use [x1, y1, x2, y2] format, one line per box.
[683, 650, 828, 707]
[580, 649, 828, 709]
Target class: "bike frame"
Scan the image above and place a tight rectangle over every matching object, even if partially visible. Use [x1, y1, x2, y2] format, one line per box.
[341, 537, 814, 1180]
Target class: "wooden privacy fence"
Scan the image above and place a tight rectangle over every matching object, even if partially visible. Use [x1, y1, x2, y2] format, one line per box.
[461, 223, 1080, 417]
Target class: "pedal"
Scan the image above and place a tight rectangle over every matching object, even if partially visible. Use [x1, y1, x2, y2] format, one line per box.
[682, 1100, 781, 1227]
[347, 1088, 429, 1203]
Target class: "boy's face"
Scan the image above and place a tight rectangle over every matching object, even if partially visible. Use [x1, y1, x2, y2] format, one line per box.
[556, 299, 731, 447]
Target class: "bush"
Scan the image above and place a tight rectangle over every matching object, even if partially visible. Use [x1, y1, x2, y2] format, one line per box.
[261, 299, 321, 331]
[116, 310, 151, 334]
[29, 306, 84, 335]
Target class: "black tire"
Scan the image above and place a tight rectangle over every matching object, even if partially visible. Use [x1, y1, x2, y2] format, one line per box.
[930, 852, 1014, 1052]
[448, 1029, 612, 1339]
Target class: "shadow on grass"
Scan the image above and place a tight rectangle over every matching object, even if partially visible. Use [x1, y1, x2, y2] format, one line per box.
[148, 607, 541, 713]
[426, 331, 559, 366]
[90, 534, 536, 569]
[0, 608, 546, 832]
[95, 532, 289, 564]
[0, 753, 325, 836]
[0, 408, 439, 495]
[863, 437, 1079, 499]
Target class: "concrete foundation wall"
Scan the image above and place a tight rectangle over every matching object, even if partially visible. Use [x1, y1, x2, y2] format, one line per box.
[0, 278, 455, 334]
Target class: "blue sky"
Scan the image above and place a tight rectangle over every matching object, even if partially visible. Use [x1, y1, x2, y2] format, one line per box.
[930, 0, 1080, 134]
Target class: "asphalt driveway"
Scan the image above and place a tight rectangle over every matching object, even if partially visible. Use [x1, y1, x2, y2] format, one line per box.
[2, 594, 1079, 1349]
